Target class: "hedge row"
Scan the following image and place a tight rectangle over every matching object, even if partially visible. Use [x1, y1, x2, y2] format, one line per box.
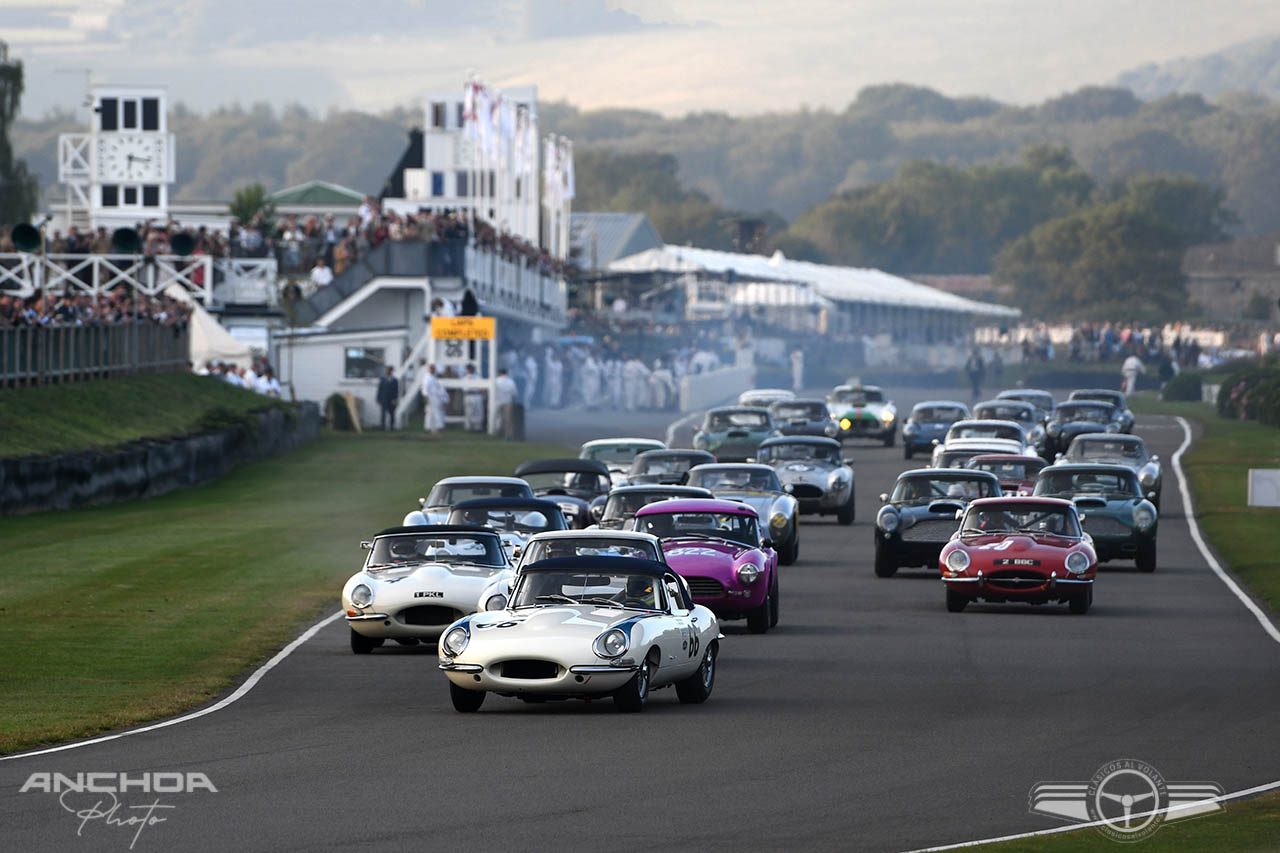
[1217, 365, 1280, 427]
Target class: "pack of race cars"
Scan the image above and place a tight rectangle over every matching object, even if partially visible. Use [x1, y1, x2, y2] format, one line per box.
[341, 381, 1163, 713]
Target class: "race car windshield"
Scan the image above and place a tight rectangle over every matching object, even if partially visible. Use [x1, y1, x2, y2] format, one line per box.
[951, 424, 1023, 441]
[911, 406, 966, 422]
[636, 512, 759, 546]
[962, 505, 1081, 537]
[583, 444, 656, 465]
[634, 455, 697, 475]
[369, 534, 505, 568]
[602, 492, 689, 520]
[1053, 404, 1111, 424]
[967, 460, 1042, 480]
[450, 508, 564, 533]
[707, 411, 770, 429]
[426, 483, 531, 506]
[1070, 439, 1144, 460]
[974, 405, 1034, 423]
[512, 571, 662, 610]
[937, 450, 982, 468]
[831, 388, 883, 405]
[1035, 470, 1141, 498]
[687, 468, 781, 492]
[758, 443, 839, 464]
[521, 538, 659, 562]
[521, 471, 611, 493]
[891, 476, 997, 506]
[773, 402, 827, 420]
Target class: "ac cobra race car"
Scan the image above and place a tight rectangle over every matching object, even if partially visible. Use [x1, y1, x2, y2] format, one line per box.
[756, 435, 855, 524]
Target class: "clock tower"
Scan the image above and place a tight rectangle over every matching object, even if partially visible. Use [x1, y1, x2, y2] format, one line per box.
[58, 84, 175, 232]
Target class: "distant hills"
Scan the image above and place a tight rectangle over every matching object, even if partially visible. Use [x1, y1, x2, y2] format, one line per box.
[1115, 34, 1280, 101]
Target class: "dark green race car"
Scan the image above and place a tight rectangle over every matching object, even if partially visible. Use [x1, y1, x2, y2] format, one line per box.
[692, 407, 776, 462]
[1033, 463, 1158, 572]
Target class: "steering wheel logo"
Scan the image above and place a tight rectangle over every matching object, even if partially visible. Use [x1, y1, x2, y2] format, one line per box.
[1085, 759, 1168, 842]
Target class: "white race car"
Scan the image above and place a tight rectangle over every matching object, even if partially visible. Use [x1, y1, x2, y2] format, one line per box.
[342, 525, 510, 654]
[439, 556, 720, 712]
[580, 438, 666, 487]
[929, 419, 1038, 468]
[474, 528, 665, 613]
[402, 476, 533, 526]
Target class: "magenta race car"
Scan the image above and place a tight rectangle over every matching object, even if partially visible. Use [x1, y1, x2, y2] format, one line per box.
[632, 498, 780, 634]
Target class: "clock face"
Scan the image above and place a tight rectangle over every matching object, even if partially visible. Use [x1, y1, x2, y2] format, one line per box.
[95, 134, 167, 182]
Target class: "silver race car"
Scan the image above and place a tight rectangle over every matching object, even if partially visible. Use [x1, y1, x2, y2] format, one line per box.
[756, 435, 855, 525]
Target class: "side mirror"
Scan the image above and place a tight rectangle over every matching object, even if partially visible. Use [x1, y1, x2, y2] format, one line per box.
[879, 492, 889, 503]
[511, 546, 523, 561]
[1079, 513, 1087, 523]
[843, 458, 855, 467]
[1151, 455, 1159, 462]
[783, 483, 794, 494]
[360, 540, 372, 550]
[590, 504, 604, 521]
[417, 497, 427, 509]
[954, 509, 963, 520]
[931, 439, 940, 446]
[1147, 491, 1156, 501]
[762, 539, 774, 550]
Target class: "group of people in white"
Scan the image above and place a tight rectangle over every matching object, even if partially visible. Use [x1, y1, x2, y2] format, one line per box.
[198, 360, 282, 397]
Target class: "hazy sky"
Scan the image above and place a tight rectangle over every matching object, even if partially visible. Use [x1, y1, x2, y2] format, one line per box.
[5, 0, 1280, 120]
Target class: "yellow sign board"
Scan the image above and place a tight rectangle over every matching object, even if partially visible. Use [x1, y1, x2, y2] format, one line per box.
[431, 316, 495, 340]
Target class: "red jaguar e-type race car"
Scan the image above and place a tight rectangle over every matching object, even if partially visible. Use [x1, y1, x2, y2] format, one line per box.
[939, 497, 1097, 614]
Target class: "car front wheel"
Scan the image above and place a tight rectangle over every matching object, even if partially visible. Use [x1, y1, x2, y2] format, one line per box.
[614, 657, 651, 712]
[449, 682, 486, 712]
[874, 542, 897, 577]
[837, 495, 855, 525]
[1136, 541, 1157, 573]
[769, 572, 780, 627]
[903, 445, 913, 460]
[778, 534, 799, 565]
[883, 431, 895, 447]
[1069, 586, 1093, 614]
[945, 589, 969, 612]
[675, 643, 717, 704]
[350, 628, 384, 654]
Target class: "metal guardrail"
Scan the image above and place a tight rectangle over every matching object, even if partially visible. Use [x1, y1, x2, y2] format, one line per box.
[0, 323, 190, 387]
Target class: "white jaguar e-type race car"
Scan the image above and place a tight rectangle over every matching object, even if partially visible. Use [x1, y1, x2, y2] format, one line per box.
[341, 525, 510, 654]
[439, 556, 720, 712]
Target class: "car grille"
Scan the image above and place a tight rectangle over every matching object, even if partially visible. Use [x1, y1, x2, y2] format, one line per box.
[790, 484, 825, 499]
[986, 570, 1049, 590]
[498, 659, 560, 679]
[900, 519, 958, 542]
[1083, 516, 1131, 537]
[685, 576, 726, 598]
[398, 605, 463, 626]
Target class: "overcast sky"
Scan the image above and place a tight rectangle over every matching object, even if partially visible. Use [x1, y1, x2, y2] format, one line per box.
[5, 0, 1280, 120]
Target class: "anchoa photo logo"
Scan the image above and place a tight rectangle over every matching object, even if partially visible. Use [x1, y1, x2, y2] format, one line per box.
[20, 772, 218, 794]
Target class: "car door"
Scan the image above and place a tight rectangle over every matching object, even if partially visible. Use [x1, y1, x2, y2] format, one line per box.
[656, 574, 700, 683]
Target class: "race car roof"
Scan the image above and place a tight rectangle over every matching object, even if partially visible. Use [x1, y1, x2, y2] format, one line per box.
[448, 498, 567, 513]
[515, 458, 612, 476]
[898, 468, 1000, 482]
[759, 435, 842, 449]
[520, 556, 670, 576]
[606, 484, 714, 496]
[633, 497, 760, 516]
[375, 524, 505, 537]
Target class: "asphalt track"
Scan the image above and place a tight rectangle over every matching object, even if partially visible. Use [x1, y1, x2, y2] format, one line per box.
[3, 386, 1279, 852]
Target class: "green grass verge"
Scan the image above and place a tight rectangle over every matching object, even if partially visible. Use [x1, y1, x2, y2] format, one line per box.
[1129, 394, 1280, 613]
[0, 430, 569, 754]
[974, 790, 1280, 851]
[0, 373, 288, 456]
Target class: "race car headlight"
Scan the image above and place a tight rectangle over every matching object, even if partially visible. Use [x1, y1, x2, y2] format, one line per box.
[770, 511, 788, 529]
[593, 628, 630, 659]
[945, 549, 970, 572]
[903, 422, 919, 435]
[736, 563, 761, 584]
[441, 626, 469, 656]
[824, 423, 838, 437]
[881, 411, 895, 424]
[1134, 506, 1156, 531]
[828, 470, 846, 488]
[484, 593, 508, 612]
[1065, 551, 1090, 574]
[1047, 422, 1060, 434]
[349, 583, 373, 609]
[876, 507, 900, 532]
[1139, 469, 1156, 488]
[839, 417, 853, 431]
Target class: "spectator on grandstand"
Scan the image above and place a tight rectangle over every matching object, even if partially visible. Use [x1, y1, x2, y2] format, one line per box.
[310, 257, 334, 288]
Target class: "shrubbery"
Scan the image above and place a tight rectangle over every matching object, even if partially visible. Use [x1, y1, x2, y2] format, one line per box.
[1161, 372, 1202, 402]
[1217, 366, 1280, 427]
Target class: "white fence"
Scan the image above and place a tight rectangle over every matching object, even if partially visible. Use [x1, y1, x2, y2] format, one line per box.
[0, 253, 213, 303]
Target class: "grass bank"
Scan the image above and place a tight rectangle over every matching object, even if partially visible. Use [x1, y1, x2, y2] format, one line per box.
[974, 789, 1280, 851]
[0, 373, 288, 456]
[1129, 394, 1280, 613]
[0, 430, 568, 754]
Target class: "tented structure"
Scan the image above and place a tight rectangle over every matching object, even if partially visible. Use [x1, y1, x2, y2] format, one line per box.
[164, 284, 253, 369]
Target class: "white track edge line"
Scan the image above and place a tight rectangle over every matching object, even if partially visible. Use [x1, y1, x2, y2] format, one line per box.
[906, 413, 1280, 852]
[0, 611, 344, 763]
[1170, 416, 1280, 644]
[908, 778, 1280, 852]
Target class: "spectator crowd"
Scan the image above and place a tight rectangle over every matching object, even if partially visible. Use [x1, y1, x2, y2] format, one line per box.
[0, 287, 191, 330]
